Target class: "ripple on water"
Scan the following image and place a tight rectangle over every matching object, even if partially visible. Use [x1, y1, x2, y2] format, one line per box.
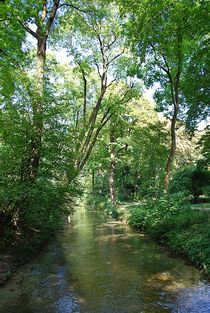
[173, 283, 210, 313]
[52, 294, 80, 313]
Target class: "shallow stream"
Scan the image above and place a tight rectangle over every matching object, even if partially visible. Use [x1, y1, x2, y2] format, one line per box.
[0, 208, 210, 313]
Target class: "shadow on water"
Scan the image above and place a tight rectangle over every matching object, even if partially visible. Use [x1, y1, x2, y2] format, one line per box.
[0, 208, 210, 313]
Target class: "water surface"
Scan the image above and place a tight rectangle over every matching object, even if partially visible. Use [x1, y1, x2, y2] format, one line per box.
[0, 208, 210, 313]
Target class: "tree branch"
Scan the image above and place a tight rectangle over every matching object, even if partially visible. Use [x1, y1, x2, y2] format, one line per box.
[59, 3, 88, 14]
[18, 19, 38, 39]
[104, 35, 118, 52]
[46, 0, 60, 35]
[94, 59, 102, 78]
[151, 44, 169, 75]
[107, 78, 116, 89]
[107, 49, 125, 66]
[97, 34, 107, 70]
[81, 68, 87, 121]
[42, 1, 48, 22]
[78, 110, 113, 171]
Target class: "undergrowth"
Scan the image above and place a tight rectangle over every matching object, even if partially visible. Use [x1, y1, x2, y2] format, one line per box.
[127, 194, 210, 275]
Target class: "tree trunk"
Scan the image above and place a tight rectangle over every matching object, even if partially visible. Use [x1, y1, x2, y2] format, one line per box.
[27, 37, 46, 182]
[20, 0, 60, 183]
[92, 169, 95, 192]
[164, 32, 182, 192]
[13, 1, 60, 227]
[109, 129, 116, 203]
[164, 104, 178, 191]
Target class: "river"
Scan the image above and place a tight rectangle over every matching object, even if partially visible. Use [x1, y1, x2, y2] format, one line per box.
[0, 208, 210, 313]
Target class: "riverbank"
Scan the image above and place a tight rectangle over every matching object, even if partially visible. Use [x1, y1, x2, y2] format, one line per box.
[1, 196, 209, 287]
[0, 228, 56, 286]
[1, 208, 209, 313]
[105, 197, 210, 277]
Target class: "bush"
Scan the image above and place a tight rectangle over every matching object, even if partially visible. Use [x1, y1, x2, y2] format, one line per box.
[128, 194, 210, 274]
[169, 165, 210, 202]
[0, 176, 79, 255]
[128, 206, 146, 229]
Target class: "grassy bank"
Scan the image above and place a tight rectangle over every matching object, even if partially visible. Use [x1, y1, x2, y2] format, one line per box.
[104, 195, 210, 276]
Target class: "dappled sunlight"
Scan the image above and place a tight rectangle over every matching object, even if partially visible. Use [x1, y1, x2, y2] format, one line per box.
[146, 271, 186, 292]
[97, 233, 130, 243]
[148, 271, 174, 282]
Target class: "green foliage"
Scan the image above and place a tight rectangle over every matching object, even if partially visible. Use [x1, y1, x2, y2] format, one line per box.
[183, 33, 210, 130]
[85, 193, 119, 218]
[169, 165, 210, 201]
[198, 126, 210, 166]
[0, 0, 209, 273]
[128, 204, 147, 229]
[167, 224, 210, 271]
[87, 98, 168, 201]
[104, 202, 120, 219]
[128, 195, 210, 273]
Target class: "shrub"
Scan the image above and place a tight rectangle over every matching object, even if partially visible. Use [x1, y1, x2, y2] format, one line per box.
[128, 194, 210, 274]
[169, 166, 210, 202]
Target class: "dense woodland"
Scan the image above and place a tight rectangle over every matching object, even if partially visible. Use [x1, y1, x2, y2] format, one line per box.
[0, 0, 210, 275]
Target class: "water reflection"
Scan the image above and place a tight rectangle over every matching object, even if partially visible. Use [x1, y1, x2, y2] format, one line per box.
[0, 208, 209, 313]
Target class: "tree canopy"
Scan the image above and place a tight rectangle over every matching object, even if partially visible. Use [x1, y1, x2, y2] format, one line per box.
[0, 0, 209, 251]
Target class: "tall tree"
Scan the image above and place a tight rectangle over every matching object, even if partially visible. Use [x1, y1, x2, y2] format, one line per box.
[119, 0, 209, 190]
[15, 1, 60, 182]
[56, 2, 137, 173]
[86, 97, 168, 201]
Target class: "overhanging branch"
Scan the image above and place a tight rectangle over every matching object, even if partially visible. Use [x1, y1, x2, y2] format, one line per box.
[59, 3, 88, 14]
[18, 19, 38, 39]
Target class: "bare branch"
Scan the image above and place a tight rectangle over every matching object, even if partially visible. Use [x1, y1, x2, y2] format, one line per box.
[77, 84, 136, 172]
[94, 59, 102, 78]
[81, 68, 87, 121]
[107, 49, 125, 66]
[104, 35, 118, 52]
[59, 3, 88, 14]
[78, 110, 113, 171]
[151, 44, 169, 75]
[18, 19, 38, 39]
[107, 78, 116, 89]
[46, 0, 60, 35]
[160, 51, 171, 74]
[97, 34, 107, 69]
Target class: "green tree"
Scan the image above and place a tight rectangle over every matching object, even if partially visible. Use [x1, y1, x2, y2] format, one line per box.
[87, 97, 168, 201]
[119, 0, 209, 190]
[56, 2, 137, 173]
